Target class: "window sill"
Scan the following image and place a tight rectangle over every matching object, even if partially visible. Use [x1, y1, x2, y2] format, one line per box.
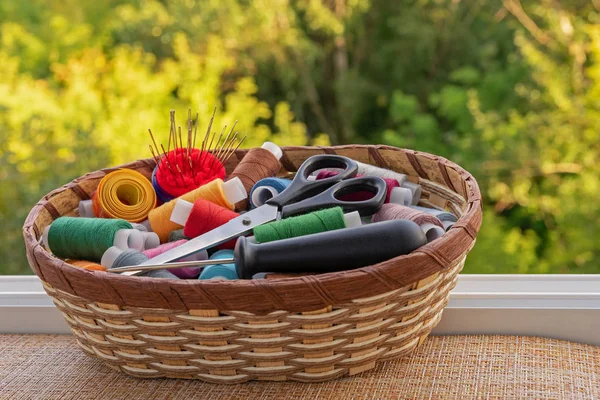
[2, 275, 599, 345]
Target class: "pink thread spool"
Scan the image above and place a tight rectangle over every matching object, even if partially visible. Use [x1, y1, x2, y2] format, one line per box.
[142, 240, 208, 278]
[372, 203, 445, 242]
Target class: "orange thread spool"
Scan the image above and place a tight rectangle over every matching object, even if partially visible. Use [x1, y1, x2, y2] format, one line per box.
[67, 260, 107, 271]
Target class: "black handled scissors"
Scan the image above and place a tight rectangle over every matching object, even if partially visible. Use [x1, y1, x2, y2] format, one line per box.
[123, 154, 387, 274]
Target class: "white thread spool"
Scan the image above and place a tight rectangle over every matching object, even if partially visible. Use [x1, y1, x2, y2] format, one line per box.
[400, 181, 422, 205]
[170, 177, 247, 226]
[261, 141, 283, 160]
[78, 200, 94, 218]
[356, 162, 407, 185]
[388, 187, 414, 206]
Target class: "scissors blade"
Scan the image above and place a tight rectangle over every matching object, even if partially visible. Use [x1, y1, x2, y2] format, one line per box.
[121, 204, 279, 275]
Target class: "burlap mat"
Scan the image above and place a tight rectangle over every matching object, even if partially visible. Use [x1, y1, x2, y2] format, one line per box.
[1, 334, 598, 399]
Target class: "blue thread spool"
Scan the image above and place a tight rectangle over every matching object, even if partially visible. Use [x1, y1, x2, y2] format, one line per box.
[199, 250, 238, 280]
[249, 178, 292, 208]
[152, 166, 176, 203]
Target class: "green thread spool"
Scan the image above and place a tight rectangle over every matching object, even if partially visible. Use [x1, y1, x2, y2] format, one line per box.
[46, 217, 133, 261]
[253, 207, 350, 243]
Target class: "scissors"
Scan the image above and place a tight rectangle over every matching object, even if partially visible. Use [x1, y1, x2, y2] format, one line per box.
[122, 154, 387, 275]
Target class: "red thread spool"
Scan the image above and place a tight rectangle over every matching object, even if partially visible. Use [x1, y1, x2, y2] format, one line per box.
[183, 199, 240, 249]
[315, 170, 400, 202]
[156, 148, 226, 198]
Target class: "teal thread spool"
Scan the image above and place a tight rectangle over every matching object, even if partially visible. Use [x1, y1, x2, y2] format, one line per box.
[249, 178, 292, 208]
[199, 250, 237, 280]
[253, 207, 346, 243]
[45, 217, 134, 261]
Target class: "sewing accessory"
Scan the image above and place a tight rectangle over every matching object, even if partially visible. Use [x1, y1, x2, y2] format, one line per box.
[91, 169, 157, 222]
[356, 161, 407, 185]
[102, 247, 180, 279]
[78, 200, 94, 218]
[315, 170, 405, 204]
[226, 142, 283, 210]
[148, 177, 246, 242]
[141, 240, 207, 278]
[120, 154, 387, 274]
[172, 199, 241, 249]
[249, 177, 292, 208]
[66, 260, 106, 271]
[43, 217, 143, 261]
[253, 207, 361, 243]
[372, 203, 445, 242]
[110, 219, 426, 279]
[149, 109, 246, 198]
[411, 205, 458, 231]
[198, 250, 238, 280]
[401, 181, 422, 205]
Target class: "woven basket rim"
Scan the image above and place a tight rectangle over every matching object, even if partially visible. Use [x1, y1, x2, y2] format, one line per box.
[23, 144, 482, 314]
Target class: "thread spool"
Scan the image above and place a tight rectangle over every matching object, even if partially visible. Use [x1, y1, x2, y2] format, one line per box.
[401, 181, 422, 205]
[249, 177, 292, 208]
[66, 260, 106, 271]
[171, 199, 241, 250]
[78, 200, 94, 218]
[152, 166, 176, 203]
[148, 177, 246, 242]
[372, 203, 445, 242]
[356, 161, 407, 185]
[102, 246, 179, 279]
[253, 207, 361, 244]
[141, 232, 160, 249]
[43, 218, 143, 261]
[199, 250, 238, 280]
[315, 170, 403, 203]
[155, 148, 226, 198]
[141, 240, 207, 278]
[91, 169, 157, 222]
[226, 142, 282, 210]
[411, 205, 458, 231]
[169, 229, 189, 242]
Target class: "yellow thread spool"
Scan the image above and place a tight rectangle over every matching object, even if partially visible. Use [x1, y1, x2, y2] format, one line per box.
[93, 169, 156, 223]
[148, 178, 234, 242]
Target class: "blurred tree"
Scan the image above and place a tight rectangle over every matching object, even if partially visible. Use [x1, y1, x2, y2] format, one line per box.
[0, 0, 598, 274]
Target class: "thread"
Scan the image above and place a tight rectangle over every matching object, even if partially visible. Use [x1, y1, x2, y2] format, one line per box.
[183, 199, 240, 250]
[67, 260, 106, 271]
[142, 240, 207, 278]
[356, 161, 407, 184]
[199, 250, 238, 280]
[91, 169, 156, 222]
[315, 170, 400, 202]
[169, 229, 189, 242]
[372, 203, 444, 242]
[108, 248, 179, 279]
[373, 204, 443, 227]
[148, 178, 234, 242]
[152, 166, 176, 203]
[249, 177, 292, 208]
[227, 147, 281, 210]
[46, 217, 133, 261]
[155, 148, 226, 198]
[411, 205, 458, 231]
[254, 207, 346, 243]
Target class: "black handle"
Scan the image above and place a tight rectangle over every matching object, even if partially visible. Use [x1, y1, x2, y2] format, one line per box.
[280, 176, 387, 218]
[266, 155, 358, 208]
[234, 219, 427, 279]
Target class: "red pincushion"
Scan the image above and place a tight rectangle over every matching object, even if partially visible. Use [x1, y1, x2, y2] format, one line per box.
[155, 149, 226, 198]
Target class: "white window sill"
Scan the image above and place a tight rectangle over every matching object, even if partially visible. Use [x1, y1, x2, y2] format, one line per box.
[2, 275, 599, 346]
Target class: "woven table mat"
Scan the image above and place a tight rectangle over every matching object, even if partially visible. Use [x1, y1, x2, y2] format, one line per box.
[1, 335, 598, 399]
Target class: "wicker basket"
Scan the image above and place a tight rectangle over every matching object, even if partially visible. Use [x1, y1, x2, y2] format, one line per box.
[23, 145, 482, 384]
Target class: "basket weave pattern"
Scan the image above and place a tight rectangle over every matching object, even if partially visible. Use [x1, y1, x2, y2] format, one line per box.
[23, 145, 482, 383]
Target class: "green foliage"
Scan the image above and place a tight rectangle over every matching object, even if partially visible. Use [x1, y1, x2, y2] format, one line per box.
[1, 0, 599, 275]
